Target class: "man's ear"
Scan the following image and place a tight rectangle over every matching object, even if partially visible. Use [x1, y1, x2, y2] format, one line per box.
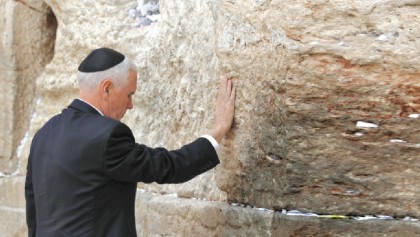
[101, 80, 113, 98]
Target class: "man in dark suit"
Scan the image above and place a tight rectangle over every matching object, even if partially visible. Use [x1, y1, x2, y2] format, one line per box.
[25, 48, 236, 237]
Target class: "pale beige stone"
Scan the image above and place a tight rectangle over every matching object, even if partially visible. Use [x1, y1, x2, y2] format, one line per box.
[134, 191, 420, 237]
[0, 0, 18, 173]
[214, 0, 420, 217]
[0, 177, 26, 237]
[0, 177, 25, 208]
[0, 206, 27, 237]
[0, 0, 56, 173]
[1, 0, 420, 236]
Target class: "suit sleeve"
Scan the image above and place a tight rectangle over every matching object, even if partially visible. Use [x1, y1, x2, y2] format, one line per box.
[25, 151, 37, 237]
[103, 123, 220, 183]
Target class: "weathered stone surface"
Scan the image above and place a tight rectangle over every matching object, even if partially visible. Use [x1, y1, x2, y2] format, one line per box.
[0, 181, 419, 237]
[135, 191, 420, 237]
[214, 0, 420, 218]
[0, 177, 25, 208]
[0, 0, 14, 173]
[1, 0, 419, 236]
[14, 0, 420, 218]
[0, 177, 26, 236]
[0, 0, 56, 173]
[0, 207, 27, 237]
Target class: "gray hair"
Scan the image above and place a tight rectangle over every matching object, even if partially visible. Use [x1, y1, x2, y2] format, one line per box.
[77, 57, 137, 90]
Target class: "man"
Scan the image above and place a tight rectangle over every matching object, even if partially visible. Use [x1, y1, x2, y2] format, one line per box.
[25, 47, 236, 237]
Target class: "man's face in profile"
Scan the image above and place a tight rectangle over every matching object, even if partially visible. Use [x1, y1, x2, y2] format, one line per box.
[105, 70, 137, 121]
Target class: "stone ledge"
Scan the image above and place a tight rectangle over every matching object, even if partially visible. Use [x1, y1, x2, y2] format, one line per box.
[135, 190, 420, 237]
[1, 181, 419, 237]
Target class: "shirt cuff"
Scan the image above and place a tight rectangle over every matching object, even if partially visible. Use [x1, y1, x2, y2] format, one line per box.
[200, 135, 220, 150]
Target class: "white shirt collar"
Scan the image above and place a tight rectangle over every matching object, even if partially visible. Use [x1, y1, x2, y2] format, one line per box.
[77, 98, 104, 116]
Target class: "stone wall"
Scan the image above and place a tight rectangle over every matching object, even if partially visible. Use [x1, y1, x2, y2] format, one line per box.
[0, 0, 56, 174]
[2, 178, 420, 237]
[0, 0, 419, 236]
[215, 0, 420, 218]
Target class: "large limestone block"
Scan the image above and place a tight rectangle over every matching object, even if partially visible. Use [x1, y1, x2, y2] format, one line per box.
[0, 0, 19, 173]
[0, 207, 27, 237]
[0, 177, 27, 237]
[128, 0, 227, 201]
[215, 0, 420, 217]
[134, 191, 420, 237]
[0, 68, 16, 172]
[0, 0, 56, 173]
[0, 177, 25, 208]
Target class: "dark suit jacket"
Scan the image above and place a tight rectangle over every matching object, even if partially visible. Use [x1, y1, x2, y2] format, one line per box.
[25, 99, 219, 237]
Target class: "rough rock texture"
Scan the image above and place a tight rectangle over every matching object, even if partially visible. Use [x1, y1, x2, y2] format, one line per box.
[0, 177, 26, 237]
[135, 191, 420, 237]
[0, 0, 419, 236]
[0, 0, 56, 173]
[214, 0, 420, 218]
[2, 180, 419, 237]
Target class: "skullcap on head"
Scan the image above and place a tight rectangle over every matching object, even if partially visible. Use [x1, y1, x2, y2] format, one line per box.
[78, 47, 125, 73]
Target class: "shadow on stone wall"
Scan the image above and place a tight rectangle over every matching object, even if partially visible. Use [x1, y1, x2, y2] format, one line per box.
[0, 0, 56, 175]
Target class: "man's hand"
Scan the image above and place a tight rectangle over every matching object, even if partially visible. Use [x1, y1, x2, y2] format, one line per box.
[208, 77, 236, 143]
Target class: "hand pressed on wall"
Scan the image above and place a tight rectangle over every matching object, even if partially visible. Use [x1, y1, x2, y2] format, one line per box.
[208, 76, 236, 143]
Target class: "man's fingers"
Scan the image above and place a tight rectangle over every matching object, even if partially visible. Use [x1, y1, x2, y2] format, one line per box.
[230, 86, 236, 100]
[210, 75, 236, 142]
[219, 76, 228, 90]
[226, 78, 232, 92]
[219, 76, 236, 101]
[219, 76, 234, 94]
